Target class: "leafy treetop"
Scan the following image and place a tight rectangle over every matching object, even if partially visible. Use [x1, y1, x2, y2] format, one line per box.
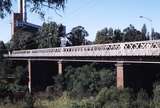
[0, 0, 66, 18]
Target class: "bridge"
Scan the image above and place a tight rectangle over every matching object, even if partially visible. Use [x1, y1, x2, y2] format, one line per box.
[4, 40, 160, 92]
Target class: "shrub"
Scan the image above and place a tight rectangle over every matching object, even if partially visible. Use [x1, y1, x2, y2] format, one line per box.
[0, 84, 12, 103]
[23, 93, 35, 108]
[64, 64, 115, 98]
[132, 89, 150, 108]
[152, 82, 160, 108]
[96, 87, 131, 108]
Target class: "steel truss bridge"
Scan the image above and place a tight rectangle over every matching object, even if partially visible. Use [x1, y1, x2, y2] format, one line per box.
[4, 40, 160, 91]
[5, 40, 160, 63]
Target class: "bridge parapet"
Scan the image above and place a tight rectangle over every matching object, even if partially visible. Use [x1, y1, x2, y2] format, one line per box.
[6, 40, 160, 57]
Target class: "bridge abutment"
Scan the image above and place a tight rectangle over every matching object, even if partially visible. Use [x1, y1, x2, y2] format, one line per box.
[116, 62, 124, 89]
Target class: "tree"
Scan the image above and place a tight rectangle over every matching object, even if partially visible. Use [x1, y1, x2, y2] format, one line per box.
[0, 41, 5, 49]
[151, 28, 160, 40]
[10, 30, 37, 50]
[141, 24, 147, 40]
[123, 24, 146, 42]
[95, 27, 114, 44]
[95, 31, 107, 44]
[67, 26, 88, 46]
[64, 64, 115, 97]
[14, 66, 28, 85]
[113, 29, 123, 42]
[152, 82, 160, 108]
[96, 87, 131, 108]
[10, 22, 65, 49]
[133, 89, 150, 108]
[0, 41, 15, 84]
[108, 27, 114, 36]
[0, 0, 66, 18]
[151, 28, 155, 40]
[152, 32, 160, 40]
[37, 22, 65, 48]
[141, 24, 147, 36]
[0, 41, 6, 61]
[146, 32, 150, 40]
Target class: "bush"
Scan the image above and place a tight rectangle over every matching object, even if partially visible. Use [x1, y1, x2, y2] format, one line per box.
[64, 64, 115, 98]
[96, 87, 131, 108]
[0, 84, 12, 103]
[132, 89, 150, 108]
[71, 99, 97, 108]
[152, 82, 160, 108]
[23, 93, 35, 108]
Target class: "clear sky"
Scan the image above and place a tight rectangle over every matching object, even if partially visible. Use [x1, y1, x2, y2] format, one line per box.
[1, 0, 160, 43]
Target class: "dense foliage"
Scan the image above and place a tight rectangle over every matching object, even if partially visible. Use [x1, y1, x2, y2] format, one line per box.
[11, 30, 37, 50]
[11, 22, 90, 49]
[63, 64, 115, 97]
[0, 41, 6, 60]
[0, 0, 66, 18]
[37, 22, 65, 48]
[67, 26, 89, 46]
[95, 24, 160, 44]
[11, 22, 66, 49]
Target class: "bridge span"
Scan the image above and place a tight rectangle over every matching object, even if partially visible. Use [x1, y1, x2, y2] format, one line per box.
[7, 40, 160, 57]
[4, 40, 160, 92]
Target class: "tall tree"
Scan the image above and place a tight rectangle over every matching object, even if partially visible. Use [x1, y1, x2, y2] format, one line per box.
[113, 29, 123, 43]
[146, 32, 150, 40]
[95, 27, 114, 44]
[37, 22, 65, 48]
[0, 41, 6, 60]
[108, 27, 114, 36]
[10, 30, 37, 50]
[141, 24, 147, 35]
[0, 41, 5, 49]
[150, 28, 160, 40]
[151, 28, 155, 40]
[0, 41, 14, 83]
[152, 32, 160, 40]
[123, 24, 145, 42]
[141, 24, 147, 39]
[0, 0, 66, 18]
[67, 26, 88, 46]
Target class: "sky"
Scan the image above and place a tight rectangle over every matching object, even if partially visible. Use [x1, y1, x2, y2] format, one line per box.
[1, 0, 160, 43]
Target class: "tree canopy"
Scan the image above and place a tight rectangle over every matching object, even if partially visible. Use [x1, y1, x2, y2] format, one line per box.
[37, 22, 65, 48]
[10, 21, 66, 49]
[95, 24, 149, 44]
[10, 30, 37, 50]
[95, 27, 114, 44]
[0, 0, 66, 18]
[61, 64, 115, 97]
[0, 41, 6, 60]
[67, 26, 88, 46]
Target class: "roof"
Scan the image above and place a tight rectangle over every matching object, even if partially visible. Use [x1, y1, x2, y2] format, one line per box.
[16, 21, 41, 32]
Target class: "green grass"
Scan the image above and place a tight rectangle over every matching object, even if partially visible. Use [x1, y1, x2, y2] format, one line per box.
[0, 92, 79, 108]
[0, 102, 23, 108]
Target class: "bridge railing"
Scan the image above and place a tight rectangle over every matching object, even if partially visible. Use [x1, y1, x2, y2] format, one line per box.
[7, 40, 160, 57]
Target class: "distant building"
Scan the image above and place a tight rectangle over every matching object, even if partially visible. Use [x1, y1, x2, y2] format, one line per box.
[12, 0, 40, 38]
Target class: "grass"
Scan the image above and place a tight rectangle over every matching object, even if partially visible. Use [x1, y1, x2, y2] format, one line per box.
[0, 102, 23, 108]
[0, 92, 79, 108]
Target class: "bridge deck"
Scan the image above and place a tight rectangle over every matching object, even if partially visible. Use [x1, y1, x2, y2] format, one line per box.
[6, 40, 160, 58]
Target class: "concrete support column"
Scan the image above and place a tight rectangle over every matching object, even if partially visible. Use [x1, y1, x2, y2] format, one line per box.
[116, 63, 124, 89]
[58, 61, 63, 75]
[28, 60, 32, 93]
